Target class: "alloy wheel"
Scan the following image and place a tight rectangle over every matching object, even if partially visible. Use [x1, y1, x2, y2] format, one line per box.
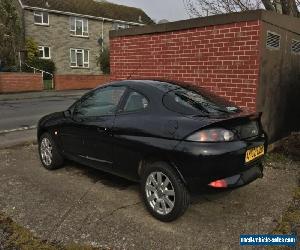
[40, 137, 53, 166]
[145, 171, 175, 215]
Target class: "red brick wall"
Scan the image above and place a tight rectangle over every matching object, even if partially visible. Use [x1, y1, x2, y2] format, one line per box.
[0, 73, 43, 93]
[110, 20, 261, 110]
[55, 74, 110, 90]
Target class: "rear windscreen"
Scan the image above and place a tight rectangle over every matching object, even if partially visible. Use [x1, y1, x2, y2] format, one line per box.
[163, 85, 240, 116]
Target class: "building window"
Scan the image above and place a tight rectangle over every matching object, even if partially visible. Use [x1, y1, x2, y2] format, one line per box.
[34, 11, 49, 25]
[70, 17, 88, 37]
[70, 48, 89, 68]
[38, 46, 51, 59]
[266, 31, 280, 50]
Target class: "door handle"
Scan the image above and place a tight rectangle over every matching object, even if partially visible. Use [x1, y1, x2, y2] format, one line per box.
[97, 127, 108, 132]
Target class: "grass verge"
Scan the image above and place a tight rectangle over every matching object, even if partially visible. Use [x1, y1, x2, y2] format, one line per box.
[0, 213, 100, 250]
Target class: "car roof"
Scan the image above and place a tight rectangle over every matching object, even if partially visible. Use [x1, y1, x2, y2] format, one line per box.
[107, 79, 238, 108]
[109, 79, 181, 93]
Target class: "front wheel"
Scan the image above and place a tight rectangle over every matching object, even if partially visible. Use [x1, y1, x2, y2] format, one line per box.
[39, 132, 64, 170]
[141, 162, 190, 222]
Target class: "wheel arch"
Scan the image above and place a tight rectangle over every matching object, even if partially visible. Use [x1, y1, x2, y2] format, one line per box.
[137, 153, 188, 187]
[37, 127, 47, 141]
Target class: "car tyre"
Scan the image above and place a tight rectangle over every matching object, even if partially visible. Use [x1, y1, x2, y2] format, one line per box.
[39, 132, 64, 170]
[141, 161, 190, 222]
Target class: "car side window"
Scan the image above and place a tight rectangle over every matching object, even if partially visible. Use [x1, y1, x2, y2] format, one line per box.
[123, 91, 149, 112]
[74, 86, 126, 118]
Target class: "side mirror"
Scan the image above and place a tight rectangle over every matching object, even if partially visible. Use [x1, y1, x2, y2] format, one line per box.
[64, 110, 72, 118]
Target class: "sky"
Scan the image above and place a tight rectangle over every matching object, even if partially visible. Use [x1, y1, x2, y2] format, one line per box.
[107, 0, 190, 22]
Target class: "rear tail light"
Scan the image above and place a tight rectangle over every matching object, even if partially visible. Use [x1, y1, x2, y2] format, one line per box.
[186, 128, 235, 142]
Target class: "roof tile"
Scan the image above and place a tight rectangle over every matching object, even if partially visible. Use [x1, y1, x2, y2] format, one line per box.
[21, 0, 153, 24]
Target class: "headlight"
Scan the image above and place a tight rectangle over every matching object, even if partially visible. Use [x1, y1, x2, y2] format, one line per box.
[186, 128, 235, 142]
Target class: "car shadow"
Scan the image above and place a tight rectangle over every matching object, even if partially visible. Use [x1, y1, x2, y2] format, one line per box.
[64, 160, 137, 191]
[63, 160, 234, 203]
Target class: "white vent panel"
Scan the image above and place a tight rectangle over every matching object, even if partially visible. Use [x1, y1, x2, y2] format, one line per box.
[266, 31, 280, 50]
[291, 39, 300, 54]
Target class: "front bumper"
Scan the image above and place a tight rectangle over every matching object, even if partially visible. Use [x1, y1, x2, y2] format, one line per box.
[171, 136, 267, 192]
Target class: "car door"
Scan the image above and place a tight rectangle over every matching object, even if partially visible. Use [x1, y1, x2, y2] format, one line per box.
[71, 85, 127, 170]
[59, 110, 86, 157]
[112, 90, 151, 179]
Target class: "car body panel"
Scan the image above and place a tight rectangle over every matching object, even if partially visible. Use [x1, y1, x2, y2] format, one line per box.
[112, 113, 182, 180]
[76, 116, 115, 169]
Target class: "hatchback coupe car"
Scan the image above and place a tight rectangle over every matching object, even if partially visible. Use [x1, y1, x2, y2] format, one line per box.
[38, 80, 267, 221]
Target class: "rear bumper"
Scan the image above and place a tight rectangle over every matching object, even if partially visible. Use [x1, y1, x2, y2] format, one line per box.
[171, 136, 267, 192]
[212, 164, 263, 188]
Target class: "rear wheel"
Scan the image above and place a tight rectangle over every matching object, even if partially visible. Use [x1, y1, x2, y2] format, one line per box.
[39, 132, 64, 170]
[141, 162, 190, 222]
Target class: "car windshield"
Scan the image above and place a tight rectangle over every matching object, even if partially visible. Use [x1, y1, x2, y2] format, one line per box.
[163, 84, 240, 116]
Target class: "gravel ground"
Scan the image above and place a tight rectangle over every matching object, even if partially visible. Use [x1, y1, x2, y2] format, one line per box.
[0, 143, 299, 250]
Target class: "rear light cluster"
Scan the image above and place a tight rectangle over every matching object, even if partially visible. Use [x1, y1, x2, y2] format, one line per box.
[186, 120, 261, 142]
[186, 128, 235, 142]
[209, 179, 228, 188]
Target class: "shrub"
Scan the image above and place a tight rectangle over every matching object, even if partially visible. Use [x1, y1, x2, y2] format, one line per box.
[22, 58, 56, 79]
[0, 65, 18, 72]
[98, 47, 110, 75]
[25, 38, 39, 63]
[31, 58, 56, 75]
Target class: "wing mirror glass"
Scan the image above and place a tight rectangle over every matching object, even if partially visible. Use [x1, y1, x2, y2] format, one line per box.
[65, 109, 82, 122]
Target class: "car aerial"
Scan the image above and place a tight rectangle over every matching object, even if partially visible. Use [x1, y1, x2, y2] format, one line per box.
[37, 79, 267, 222]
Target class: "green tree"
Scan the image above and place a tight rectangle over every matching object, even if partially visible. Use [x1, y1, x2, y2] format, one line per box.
[0, 0, 21, 66]
[183, 0, 300, 18]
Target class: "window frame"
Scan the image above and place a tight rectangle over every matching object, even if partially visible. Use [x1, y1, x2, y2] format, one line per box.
[38, 46, 51, 59]
[118, 88, 150, 115]
[70, 48, 89, 68]
[34, 11, 49, 25]
[70, 17, 89, 37]
[73, 86, 127, 119]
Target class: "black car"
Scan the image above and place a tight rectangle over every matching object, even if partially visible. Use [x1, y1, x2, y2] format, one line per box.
[37, 80, 267, 221]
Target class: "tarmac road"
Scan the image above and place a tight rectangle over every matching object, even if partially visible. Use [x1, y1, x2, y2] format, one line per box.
[0, 90, 88, 148]
[0, 96, 79, 132]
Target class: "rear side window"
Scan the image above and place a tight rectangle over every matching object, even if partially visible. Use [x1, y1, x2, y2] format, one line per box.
[123, 91, 149, 112]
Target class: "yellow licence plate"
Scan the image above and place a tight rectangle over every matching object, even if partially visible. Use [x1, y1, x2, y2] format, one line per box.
[245, 145, 264, 163]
